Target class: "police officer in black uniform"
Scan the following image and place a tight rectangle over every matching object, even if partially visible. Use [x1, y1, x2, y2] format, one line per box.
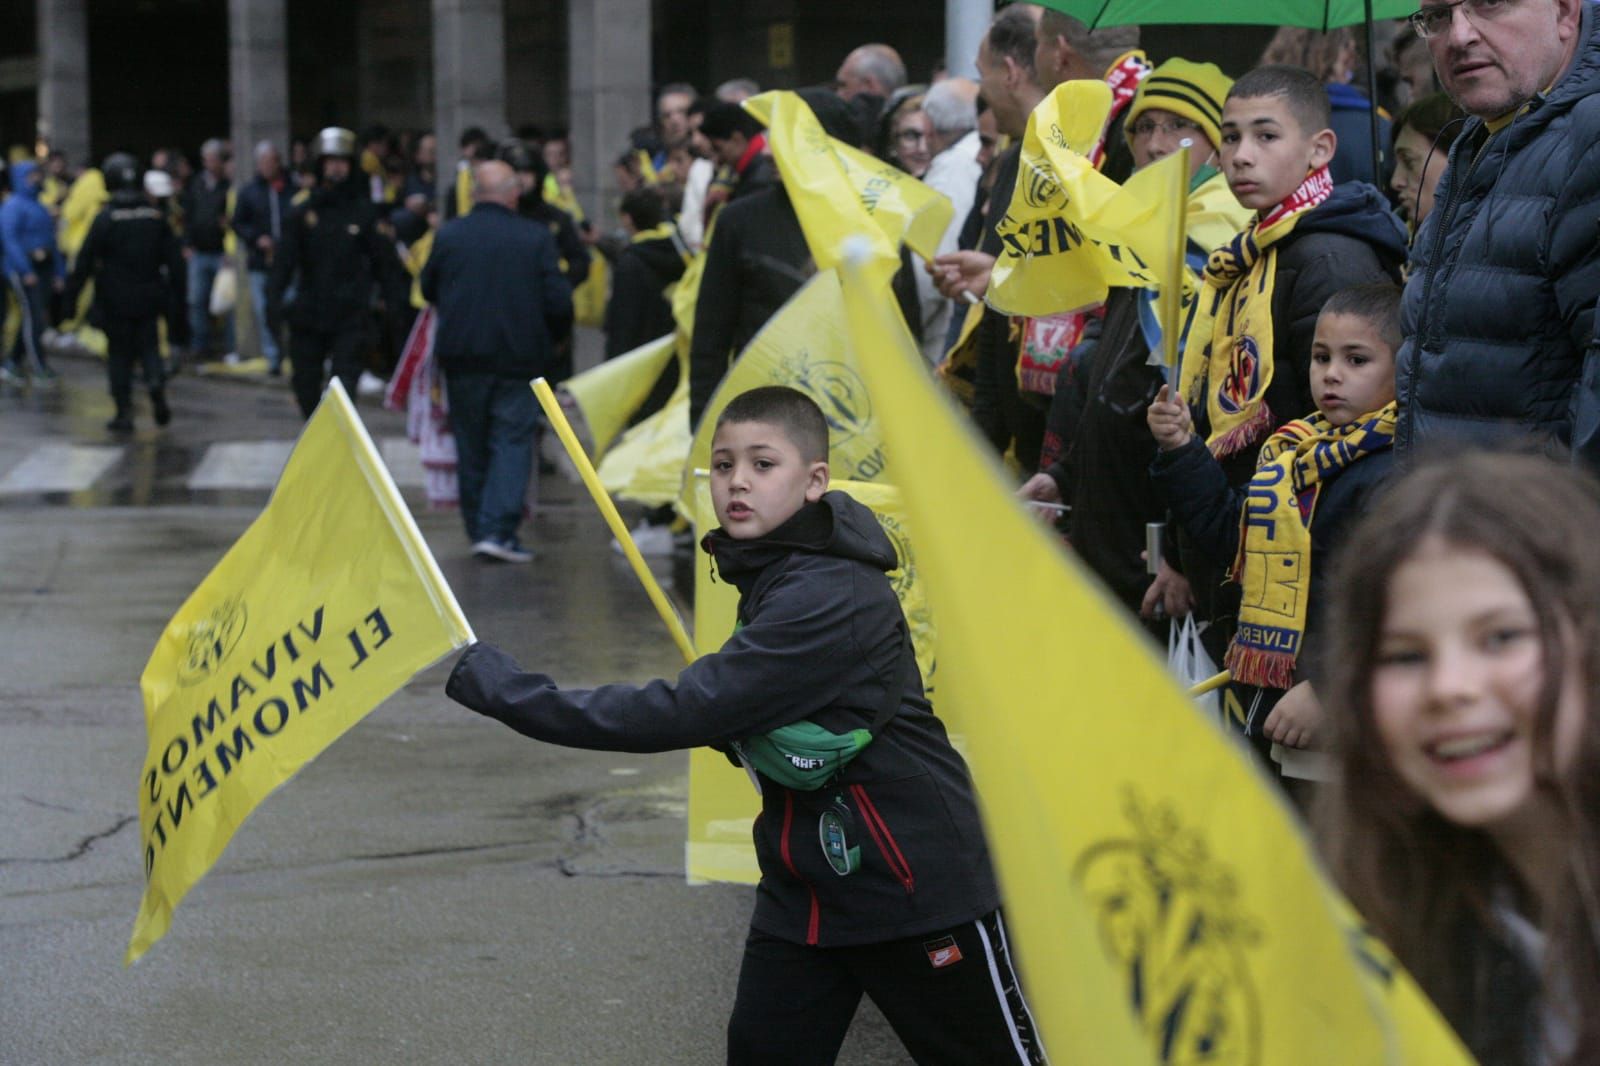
[267, 127, 408, 418]
[62, 152, 189, 432]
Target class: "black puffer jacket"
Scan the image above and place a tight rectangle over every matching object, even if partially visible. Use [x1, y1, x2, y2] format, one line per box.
[1398, 3, 1600, 468]
[447, 492, 1000, 947]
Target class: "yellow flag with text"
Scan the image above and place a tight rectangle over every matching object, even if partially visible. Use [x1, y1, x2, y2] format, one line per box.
[596, 345, 693, 507]
[838, 245, 1476, 1064]
[988, 80, 1185, 319]
[127, 381, 474, 964]
[685, 477, 939, 885]
[563, 333, 677, 457]
[742, 91, 951, 287]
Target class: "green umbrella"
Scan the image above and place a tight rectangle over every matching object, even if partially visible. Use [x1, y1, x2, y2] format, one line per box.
[1040, 0, 1423, 177]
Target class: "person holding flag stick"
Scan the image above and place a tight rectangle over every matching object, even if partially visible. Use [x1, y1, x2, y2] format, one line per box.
[449, 384, 1043, 1065]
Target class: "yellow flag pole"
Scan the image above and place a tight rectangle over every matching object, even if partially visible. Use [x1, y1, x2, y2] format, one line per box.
[1161, 144, 1192, 377]
[531, 377, 698, 665]
[1186, 669, 1232, 698]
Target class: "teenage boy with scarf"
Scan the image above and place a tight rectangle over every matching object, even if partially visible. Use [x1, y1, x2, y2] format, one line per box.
[1147, 283, 1402, 778]
[446, 387, 1041, 1065]
[1168, 64, 1407, 668]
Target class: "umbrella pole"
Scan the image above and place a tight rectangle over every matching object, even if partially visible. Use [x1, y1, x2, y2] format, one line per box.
[1365, 0, 1384, 182]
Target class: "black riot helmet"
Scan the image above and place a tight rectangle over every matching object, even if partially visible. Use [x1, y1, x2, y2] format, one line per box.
[102, 152, 141, 194]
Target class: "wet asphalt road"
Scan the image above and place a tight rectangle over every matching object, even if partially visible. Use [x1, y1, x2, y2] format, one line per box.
[0, 343, 907, 1064]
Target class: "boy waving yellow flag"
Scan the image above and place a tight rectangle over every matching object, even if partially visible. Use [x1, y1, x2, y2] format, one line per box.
[127, 381, 473, 964]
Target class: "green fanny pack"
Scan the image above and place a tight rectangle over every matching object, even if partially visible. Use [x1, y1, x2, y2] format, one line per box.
[731, 627, 913, 791]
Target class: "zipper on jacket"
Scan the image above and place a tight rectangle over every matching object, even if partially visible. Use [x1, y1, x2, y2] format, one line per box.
[1407, 130, 1481, 450]
[848, 784, 916, 894]
[779, 790, 821, 945]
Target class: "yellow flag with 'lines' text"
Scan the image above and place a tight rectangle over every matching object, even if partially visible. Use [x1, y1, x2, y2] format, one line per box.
[126, 380, 474, 964]
[837, 241, 1476, 1064]
[989, 80, 1186, 320]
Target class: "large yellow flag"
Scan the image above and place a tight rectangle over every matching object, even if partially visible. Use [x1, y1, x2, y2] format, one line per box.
[741, 91, 950, 291]
[988, 81, 1186, 319]
[595, 346, 693, 508]
[563, 333, 677, 457]
[838, 245, 1476, 1063]
[127, 381, 474, 964]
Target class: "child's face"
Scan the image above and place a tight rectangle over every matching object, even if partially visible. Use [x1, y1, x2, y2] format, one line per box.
[1309, 311, 1397, 427]
[1371, 538, 1583, 844]
[710, 420, 829, 540]
[1219, 93, 1335, 212]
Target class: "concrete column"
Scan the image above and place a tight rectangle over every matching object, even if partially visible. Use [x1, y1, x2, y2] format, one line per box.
[36, 0, 90, 166]
[568, 0, 651, 231]
[230, 0, 291, 160]
[433, 0, 508, 212]
[944, 0, 992, 79]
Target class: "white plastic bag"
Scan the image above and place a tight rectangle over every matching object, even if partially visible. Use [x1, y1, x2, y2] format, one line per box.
[1167, 613, 1220, 719]
[209, 263, 237, 316]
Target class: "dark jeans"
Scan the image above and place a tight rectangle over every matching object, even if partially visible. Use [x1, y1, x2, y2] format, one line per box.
[727, 912, 1044, 1066]
[104, 316, 164, 409]
[289, 320, 368, 418]
[444, 371, 537, 544]
[6, 273, 50, 371]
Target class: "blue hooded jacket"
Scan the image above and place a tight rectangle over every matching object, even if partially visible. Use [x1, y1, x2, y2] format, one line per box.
[1326, 82, 1392, 187]
[1, 162, 64, 280]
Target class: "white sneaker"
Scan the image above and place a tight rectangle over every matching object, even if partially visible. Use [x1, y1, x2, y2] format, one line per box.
[357, 370, 387, 396]
[222, 351, 242, 365]
[612, 521, 675, 557]
[472, 536, 534, 563]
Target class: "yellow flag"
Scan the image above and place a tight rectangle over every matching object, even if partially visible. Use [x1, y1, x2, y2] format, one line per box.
[837, 244, 1476, 1064]
[596, 347, 692, 507]
[563, 333, 678, 457]
[742, 91, 940, 290]
[988, 81, 1185, 318]
[684, 477, 940, 886]
[126, 381, 473, 964]
[677, 270, 890, 520]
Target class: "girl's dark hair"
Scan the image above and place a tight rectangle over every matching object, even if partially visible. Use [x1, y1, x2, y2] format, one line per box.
[1315, 450, 1600, 1063]
[1391, 91, 1467, 156]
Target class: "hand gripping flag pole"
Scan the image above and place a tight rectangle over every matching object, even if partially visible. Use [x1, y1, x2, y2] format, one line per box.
[531, 377, 697, 665]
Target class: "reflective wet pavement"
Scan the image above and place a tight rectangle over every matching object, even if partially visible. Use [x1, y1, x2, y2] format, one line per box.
[0, 347, 906, 1063]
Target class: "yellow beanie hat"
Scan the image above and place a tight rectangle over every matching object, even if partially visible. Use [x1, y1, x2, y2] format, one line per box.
[1124, 58, 1233, 155]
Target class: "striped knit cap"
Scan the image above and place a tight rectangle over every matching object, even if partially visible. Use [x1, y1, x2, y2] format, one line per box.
[1124, 58, 1232, 154]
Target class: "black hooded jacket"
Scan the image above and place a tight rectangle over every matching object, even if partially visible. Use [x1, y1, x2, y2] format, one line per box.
[268, 177, 409, 331]
[64, 191, 188, 333]
[604, 227, 688, 358]
[447, 491, 1000, 947]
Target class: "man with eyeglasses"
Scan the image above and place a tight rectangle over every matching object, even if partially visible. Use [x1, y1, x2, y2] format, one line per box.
[1396, 0, 1600, 469]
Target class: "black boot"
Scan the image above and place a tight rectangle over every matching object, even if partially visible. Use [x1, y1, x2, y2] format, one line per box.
[106, 406, 134, 432]
[151, 388, 172, 427]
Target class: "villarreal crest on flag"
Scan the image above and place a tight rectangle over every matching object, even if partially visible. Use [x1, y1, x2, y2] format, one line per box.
[126, 381, 473, 964]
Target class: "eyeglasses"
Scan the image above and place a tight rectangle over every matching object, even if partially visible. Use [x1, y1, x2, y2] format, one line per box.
[1128, 117, 1201, 139]
[1409, 0, 1518, 39]
[895, 128, 928, 145]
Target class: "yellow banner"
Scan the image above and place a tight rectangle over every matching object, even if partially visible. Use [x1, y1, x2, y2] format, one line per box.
[837, 243, 1475, 1064]
[684, 476, 940, 885]
[677, 270, 889, 519]
[563, 333, 677, 458]
[988, 81, 1185, 319]
[743, 91, 953, 265]
[596, 346, 692, 508]
[126, 381, 473, 964]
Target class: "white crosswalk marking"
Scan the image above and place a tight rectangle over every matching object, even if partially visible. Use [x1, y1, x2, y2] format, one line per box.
[185, 438, 426, 491]
[0, 444, 122, 495]
[185, 441, 295, 490]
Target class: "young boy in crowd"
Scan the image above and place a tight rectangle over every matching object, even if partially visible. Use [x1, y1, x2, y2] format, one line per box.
[1148, 283, 1402, 776]
[1168, 64, 1407, 667]
[447, 386, 1041, 1065]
